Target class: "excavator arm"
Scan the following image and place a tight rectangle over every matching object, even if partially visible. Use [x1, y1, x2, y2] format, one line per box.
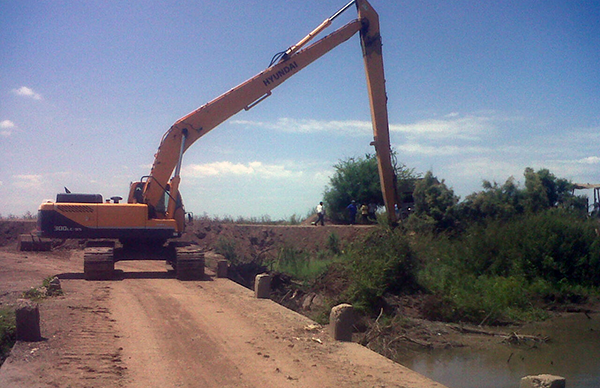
[137, 0, 399, 228]
[357, 1, 399, 226]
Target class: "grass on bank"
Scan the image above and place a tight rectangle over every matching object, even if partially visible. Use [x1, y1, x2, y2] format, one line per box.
[413, 209, 600, 324]
[270, 232, 343, 283]
[271, 246, 334, 283]
[0, 308, 16, 365]
[1, 276, 63, 365]
[266, 209, 600, 325]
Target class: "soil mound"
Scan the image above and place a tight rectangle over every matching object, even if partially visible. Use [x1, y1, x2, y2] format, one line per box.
[182, 219, 374, 262]
[0, 220, 37, 248]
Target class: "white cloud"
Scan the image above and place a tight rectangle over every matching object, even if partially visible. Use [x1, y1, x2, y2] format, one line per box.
[440, 156, 526, 197]
[231, 118, 371, 135]
[530, 161, 598, 185]
[12, 86, 42, 100]
[397, 142, 490, 156]
[449, 157, 522, 180]
[577, 156, 600, 165]
[390, 114, 495, 141]
[183, 161, 301, 179]
[0, 120, 15, 129]
[232, 114, 498, 141]
[13, 174, 43, 189]
[546, 127, 600, 148]
[1, 120, 15, 137]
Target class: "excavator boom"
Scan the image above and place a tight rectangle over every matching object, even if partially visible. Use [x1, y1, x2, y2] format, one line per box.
[142, 19, 363, 217]
[141, 0, 398, 226]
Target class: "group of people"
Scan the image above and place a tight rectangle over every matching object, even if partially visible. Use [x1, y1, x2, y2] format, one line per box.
[345, 200, 376, 224]
[312, 200, 376, 226]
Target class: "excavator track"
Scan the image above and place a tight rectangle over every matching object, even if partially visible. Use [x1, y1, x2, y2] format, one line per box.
[18, 234, 52, 251]
[174, 247, 205, 281]
[84, 247, 115, 280]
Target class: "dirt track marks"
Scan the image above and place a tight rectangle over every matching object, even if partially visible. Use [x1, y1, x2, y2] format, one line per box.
[53, 283, 126, 387]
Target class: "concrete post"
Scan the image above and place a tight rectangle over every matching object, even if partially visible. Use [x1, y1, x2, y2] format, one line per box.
[330, 303, 355, 341]
[520, 374, 566, 388]
[16, 299, 42, 342]
[216, 260, 228, 278]
[254, 273, 272, 299]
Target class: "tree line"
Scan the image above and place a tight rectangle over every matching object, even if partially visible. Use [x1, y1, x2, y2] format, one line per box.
[322, 153, 590, 231]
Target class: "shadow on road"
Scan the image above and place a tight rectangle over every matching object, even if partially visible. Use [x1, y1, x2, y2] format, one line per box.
[57, 270, 213, 281]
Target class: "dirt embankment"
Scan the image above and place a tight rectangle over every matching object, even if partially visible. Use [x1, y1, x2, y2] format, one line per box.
[0, 220, 37, 247]
[182, 220, 373, 257]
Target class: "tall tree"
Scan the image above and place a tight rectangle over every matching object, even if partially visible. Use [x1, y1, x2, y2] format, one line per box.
[323, 153, 418, 222]
[459, 167, 588, 224]
[525, 168, 582, 210]
[409, 171, 459, 232]
[459, 177, 524, 223]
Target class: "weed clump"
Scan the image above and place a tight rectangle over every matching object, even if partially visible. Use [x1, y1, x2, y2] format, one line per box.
[415, 209, 600, 324]
[215, 237, 240, 265]
[21, 276, 63, 301]
[0, 308, 16, 366]
[341, 228, 418, 313]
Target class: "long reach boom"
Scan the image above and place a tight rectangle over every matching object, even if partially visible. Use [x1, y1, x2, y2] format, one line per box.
[137, 0, 399, 229]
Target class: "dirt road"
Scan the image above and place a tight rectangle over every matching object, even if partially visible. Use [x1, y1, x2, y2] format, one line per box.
[0, 247, 446, 388]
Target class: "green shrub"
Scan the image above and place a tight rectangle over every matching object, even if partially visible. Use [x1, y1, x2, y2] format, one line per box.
[215, 237, 240, 264]
[22, 287, 46, 300]
[0, 308, 16, 365]
[456, 209, 600, 285]
[343, 228, 417, 313]
[288, 214, 302, 225]
[418, 261, 546, 324]
[327, 232, 341, 255]
[414, 208, 600, 323]
[272, 246, 334, 283]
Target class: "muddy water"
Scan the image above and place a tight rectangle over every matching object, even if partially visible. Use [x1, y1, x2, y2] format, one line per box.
[396, 313, 600, 388]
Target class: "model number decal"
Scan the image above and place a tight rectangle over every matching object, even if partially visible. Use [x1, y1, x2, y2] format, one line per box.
[54, 226, 82, 232]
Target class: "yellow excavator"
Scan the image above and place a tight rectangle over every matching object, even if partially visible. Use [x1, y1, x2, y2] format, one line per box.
[35, 0, 400, 280]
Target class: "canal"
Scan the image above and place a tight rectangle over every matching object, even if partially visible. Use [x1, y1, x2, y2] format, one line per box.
[396, 312, 600, 387]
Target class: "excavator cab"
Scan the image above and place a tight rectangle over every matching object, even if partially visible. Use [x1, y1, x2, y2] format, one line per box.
[129, 181, 145, 204]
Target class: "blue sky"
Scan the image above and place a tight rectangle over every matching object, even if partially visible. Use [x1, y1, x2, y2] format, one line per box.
[1, 0, 599, 219]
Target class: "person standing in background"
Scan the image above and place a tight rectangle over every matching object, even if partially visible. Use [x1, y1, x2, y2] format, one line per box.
[346, 200, 357, 225]
[315, 201, 325, 226]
